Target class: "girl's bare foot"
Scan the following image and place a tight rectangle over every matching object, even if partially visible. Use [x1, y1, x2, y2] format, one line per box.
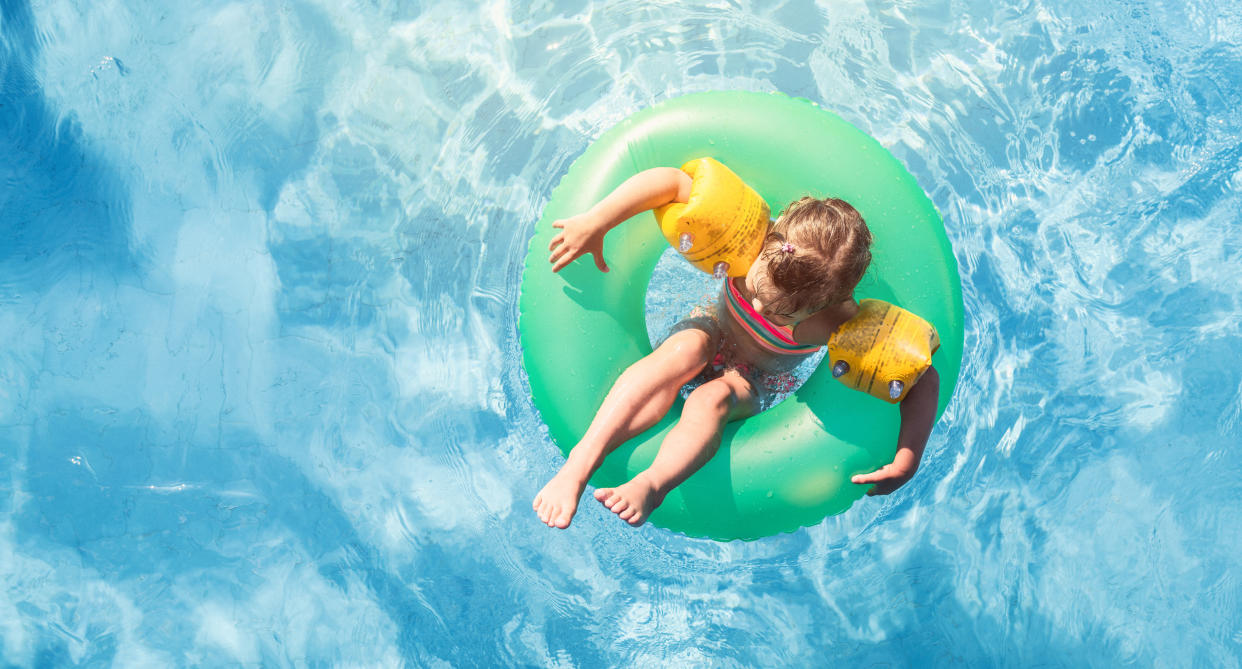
[533, 467, 588, 529]
[593, 472, 666, 527]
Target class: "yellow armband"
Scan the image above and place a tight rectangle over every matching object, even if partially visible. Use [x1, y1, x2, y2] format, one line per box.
[653, 157, 770, 278]
[827, 299, 940, 403]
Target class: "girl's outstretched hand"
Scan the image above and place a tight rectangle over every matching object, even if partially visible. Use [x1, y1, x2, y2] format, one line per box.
[548, 213, 610, 273]
[850, 448, 920, 496]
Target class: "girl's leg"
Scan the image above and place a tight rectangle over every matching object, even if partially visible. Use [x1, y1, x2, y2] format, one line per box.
[534, 326, 716, 528]
[595, 371, 760, 527]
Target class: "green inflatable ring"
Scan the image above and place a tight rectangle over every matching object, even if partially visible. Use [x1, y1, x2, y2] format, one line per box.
[520, 91, 963, 541]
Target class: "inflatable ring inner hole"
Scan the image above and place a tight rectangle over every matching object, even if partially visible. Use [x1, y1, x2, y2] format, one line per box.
[642, 247, 826, 412]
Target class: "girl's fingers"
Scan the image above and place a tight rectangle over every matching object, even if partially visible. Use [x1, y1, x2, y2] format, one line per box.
[552, 220, 565, 229]
[850, 469, 884, 484]
[851, 464, 907, 485]
[548, 233, 564, 251]
[551, 251, 577, 272]
[591, 250, 609, 273]
[549, 243, 573, 263]
[851, 465, 912, 496]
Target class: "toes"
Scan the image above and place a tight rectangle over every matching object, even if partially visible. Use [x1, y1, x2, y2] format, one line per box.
[590, 486, 656, 526]
[552, 511, 571, 529]
[532, 494, 542, 510]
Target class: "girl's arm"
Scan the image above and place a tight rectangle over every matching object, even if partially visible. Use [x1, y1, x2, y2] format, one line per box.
[850, 365, 940, 495]
[548, 167, 691, 273]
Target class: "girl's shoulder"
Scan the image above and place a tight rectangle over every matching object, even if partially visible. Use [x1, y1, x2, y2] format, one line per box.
[793, 299, 860, 347]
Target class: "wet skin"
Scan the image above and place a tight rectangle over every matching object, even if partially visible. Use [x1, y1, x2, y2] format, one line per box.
[723, 254, 860, 375]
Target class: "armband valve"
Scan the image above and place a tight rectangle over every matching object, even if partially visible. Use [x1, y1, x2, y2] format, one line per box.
[827, 299, 939, 403]
[653, 157, 769, 278]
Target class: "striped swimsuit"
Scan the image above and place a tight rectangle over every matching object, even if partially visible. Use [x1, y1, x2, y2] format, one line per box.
[723, 278, 822, 356]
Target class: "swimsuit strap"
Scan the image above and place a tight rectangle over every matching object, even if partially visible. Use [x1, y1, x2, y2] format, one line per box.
[724, 279, 822, 355]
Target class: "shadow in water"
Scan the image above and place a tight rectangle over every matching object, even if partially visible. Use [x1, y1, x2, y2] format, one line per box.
[0, 0, 137, 293]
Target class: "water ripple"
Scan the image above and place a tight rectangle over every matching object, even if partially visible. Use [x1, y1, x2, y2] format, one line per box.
[3, 0, 1242, 665]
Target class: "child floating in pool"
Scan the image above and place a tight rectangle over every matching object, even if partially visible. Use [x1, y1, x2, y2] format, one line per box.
[532, 167, 940, 529]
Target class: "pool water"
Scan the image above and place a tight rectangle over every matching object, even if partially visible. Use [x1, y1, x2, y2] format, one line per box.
[3, 0, 1241, 665]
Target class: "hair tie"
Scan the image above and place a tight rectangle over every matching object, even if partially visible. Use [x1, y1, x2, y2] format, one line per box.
[781, 242, 796, 255]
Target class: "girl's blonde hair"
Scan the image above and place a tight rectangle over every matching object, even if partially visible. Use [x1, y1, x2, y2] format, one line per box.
[758, 197, 872, 315]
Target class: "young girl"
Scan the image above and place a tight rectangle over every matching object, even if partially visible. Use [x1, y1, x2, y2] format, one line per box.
[533, 167, 940, 529]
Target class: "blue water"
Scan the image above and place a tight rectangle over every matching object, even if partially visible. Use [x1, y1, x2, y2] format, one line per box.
[3, 0, 1241, 665]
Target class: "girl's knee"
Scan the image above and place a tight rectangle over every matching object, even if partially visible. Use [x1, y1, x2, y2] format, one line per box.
[658, 328, 715, 365]
[686, 379, 739, 415]
[687, 376, 759, 420]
